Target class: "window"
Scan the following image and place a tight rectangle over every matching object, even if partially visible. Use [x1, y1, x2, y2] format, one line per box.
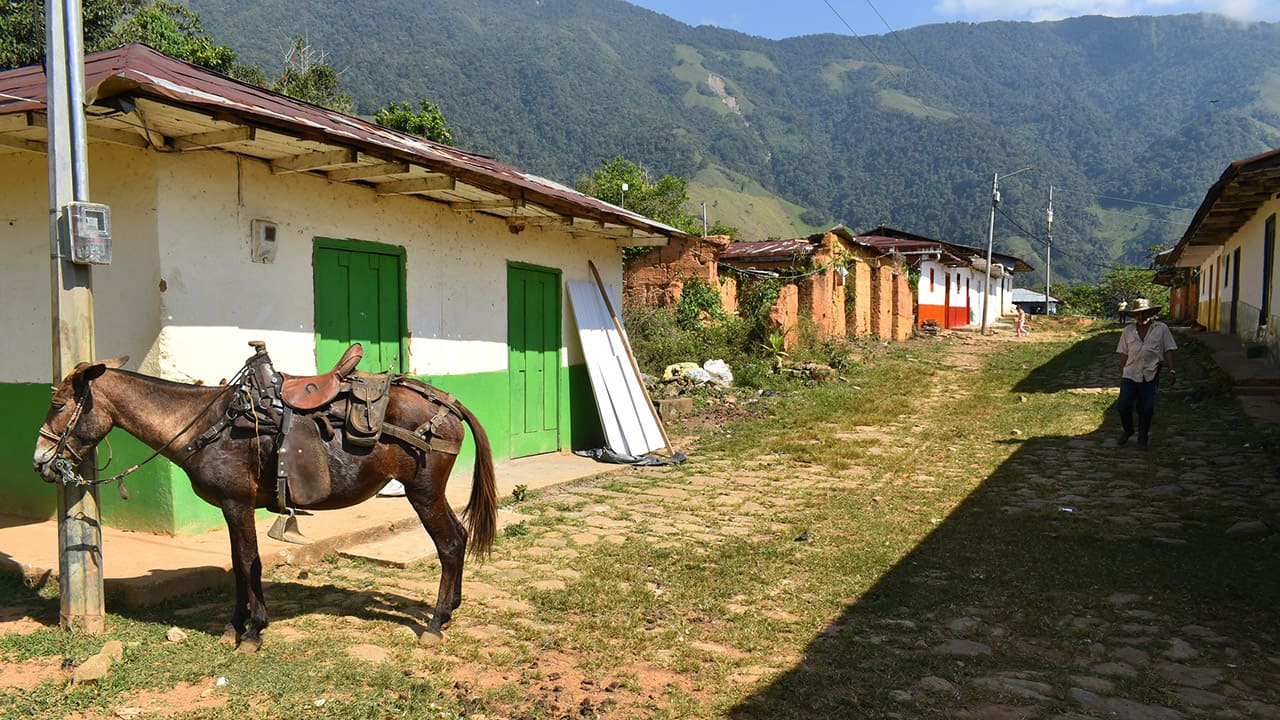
[929, 268, 935, 292]
[1224, 254, 1230, 287]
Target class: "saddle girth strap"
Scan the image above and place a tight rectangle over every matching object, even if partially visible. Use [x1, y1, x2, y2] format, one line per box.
[380, 423, 462, 456]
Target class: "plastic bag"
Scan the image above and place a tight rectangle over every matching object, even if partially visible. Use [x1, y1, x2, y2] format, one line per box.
[703, 359, 733, 386]
[683, 367, 713, 383]
[663, 362, 701, 381]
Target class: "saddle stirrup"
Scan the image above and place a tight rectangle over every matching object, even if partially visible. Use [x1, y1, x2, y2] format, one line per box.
[267, 507, 311, 545]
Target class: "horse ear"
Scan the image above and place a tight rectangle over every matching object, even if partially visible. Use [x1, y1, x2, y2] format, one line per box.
[78, 356, 127, 383]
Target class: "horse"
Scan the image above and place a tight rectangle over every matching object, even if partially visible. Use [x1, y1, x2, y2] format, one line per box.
[32, 349, 497, 653]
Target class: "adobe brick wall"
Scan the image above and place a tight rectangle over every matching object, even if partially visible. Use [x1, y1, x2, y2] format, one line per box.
[891, 268, 915, 340]
[769, 283, 800, 349]
[622, 234, 732, 308]
[846, 258, 873, 338]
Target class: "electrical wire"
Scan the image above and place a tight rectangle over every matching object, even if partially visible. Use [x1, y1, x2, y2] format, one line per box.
[1051, 187, 1195, 213]
[819, 0, 952, 120]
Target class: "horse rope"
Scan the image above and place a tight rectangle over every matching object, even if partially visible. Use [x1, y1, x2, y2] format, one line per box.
[50, 365, 252, 498]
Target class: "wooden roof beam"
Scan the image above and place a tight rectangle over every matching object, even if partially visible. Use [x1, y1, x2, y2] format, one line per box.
[22, 111, 151, 149]
[375, 174, 455, 195]
[0, 134, 46, 154]
[271, 147, 357, 174]
[326, 161, 409, 182]
[508, 216, 571, 230]
[173, 126, 256, 151]
[452, 198, 524, 212]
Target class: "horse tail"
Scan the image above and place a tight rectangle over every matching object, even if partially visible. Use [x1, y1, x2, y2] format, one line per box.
[455, 398, 497, 560]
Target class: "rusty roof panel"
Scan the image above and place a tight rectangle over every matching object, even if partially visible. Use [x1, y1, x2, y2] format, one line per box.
[0, 45, 683, 240]
[720, 239, 815, 261]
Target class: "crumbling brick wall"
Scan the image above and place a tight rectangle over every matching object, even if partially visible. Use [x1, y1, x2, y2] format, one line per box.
[846, 257, 874, 338]
[623, 235, 731, 308]
[769, 283, 800, 349]
[891, 269, 915, 340]
[798, 233, 847, 340]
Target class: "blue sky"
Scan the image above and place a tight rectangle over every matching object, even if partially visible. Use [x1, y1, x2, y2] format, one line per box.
[628, 0, 1279, 39]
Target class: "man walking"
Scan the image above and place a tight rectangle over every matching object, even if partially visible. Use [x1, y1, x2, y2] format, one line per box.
[1116, 297, 1177, 449]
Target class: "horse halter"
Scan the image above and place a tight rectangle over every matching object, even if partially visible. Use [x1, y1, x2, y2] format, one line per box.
[35, 382, 93, 486]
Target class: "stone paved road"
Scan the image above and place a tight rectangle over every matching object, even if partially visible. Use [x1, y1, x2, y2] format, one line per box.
[270, 326, 1280, 719]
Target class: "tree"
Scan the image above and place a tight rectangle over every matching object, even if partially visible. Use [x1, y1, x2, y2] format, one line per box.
[271, 36, 352, 113]
[105, 1, 235, 74]
[374, 100, 454, 146]
[0, 0, 249, 74]
[1097, 265, 1169, 316]
[576, 156, 737, 239]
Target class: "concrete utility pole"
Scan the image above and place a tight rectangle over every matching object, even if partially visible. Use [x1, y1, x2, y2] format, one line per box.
[46, 0, 104, 634]
[981, 167, 1033, 334]
[1046, 186, 1054, 316]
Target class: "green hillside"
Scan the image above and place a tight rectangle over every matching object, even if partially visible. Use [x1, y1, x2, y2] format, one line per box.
[183, 0, 1280, 283]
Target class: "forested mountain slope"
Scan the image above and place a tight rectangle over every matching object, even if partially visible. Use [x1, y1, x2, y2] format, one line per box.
[187, 0, 1280, 282]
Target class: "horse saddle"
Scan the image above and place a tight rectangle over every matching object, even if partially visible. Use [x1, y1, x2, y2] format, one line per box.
[280, 343, 364, 411]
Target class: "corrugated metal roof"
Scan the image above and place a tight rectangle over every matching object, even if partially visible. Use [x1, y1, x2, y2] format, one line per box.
[0, 44, 684, 242]
[857, 225, 1035, 273]
[720, 239, 815, 261]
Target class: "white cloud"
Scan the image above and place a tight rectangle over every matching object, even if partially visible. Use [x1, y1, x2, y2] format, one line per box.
[933, 0, 1278, 23]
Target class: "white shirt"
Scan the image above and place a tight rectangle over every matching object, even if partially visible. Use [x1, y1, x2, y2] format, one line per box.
[1116, 320, 1176, 382]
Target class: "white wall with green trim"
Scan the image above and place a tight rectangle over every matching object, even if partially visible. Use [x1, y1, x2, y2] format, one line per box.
[0, 137, 614, 533]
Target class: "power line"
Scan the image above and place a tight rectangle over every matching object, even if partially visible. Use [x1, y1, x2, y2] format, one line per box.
[1052, 187, 1195, 213]
[820, 0, 953, 120]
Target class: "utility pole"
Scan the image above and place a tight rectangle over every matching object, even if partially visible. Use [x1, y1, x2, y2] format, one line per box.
[46, 0, 104, 634]
[981, 167, 1034, 334]
[700, 201, 707, 237]
[1045, 186, 1054, 316]
[981, 173, 999, 335]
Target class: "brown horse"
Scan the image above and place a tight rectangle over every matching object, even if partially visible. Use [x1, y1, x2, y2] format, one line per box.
[32, 354, 497, 652]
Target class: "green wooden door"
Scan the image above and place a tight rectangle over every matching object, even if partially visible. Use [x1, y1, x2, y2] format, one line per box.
[314, 240, 406, 374]
[508, 264, 561, 457]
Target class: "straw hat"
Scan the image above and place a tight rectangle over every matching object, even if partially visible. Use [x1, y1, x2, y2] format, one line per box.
[1123, 297, 1161, 315]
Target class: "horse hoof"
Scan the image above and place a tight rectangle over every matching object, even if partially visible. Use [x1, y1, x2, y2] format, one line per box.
[219, 626, 239, 646]
[234, 637, 262, 654]
[418, 628, 444, 647]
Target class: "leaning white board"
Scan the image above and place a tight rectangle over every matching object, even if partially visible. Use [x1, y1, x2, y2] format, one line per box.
[566, 279, 666, 457]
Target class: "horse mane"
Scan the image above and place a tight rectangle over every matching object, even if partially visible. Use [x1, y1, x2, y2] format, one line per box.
[105, 367, 239, 400]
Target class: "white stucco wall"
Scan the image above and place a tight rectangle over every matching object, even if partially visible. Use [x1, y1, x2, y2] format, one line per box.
[0, 142, 624, 384]
[0, 143, 162, 383]
[1197, 197, 1280, 337]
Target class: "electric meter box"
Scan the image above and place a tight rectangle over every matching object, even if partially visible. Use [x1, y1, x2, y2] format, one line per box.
[65, 201, 112, 265]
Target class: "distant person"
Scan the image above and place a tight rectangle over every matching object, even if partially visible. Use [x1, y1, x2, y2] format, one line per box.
[1015, 307, 1029, 337]
[1115, 297, 1177, 449]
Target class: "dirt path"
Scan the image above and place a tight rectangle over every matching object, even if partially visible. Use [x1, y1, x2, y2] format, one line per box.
[7, 324, 1277, 719]
[257, 325, 1275, 718]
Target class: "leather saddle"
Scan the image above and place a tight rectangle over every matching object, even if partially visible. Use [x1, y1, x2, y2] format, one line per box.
[280, 343, 364, 411]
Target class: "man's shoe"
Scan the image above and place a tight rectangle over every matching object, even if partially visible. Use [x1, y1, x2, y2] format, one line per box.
[1116, 431, 1132, 446]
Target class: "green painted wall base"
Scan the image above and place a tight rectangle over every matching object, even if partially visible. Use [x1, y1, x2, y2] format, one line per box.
[0, 363, 605, 535]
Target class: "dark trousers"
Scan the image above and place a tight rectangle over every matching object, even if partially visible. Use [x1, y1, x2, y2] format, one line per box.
[1117, 377, 1158, 418]
[1117, 377, 1158, 441]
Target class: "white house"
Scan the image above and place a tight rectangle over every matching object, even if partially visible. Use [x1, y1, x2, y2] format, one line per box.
[1164, 147, 1280, 354]
[0, 45, 684, 533]
[858, 226, 1032, 330]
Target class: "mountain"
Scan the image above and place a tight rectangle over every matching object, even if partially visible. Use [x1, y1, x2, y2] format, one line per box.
[185, 0, 1280, 283]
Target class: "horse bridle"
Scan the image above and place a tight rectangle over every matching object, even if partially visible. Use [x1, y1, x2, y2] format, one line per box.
[35, 381, 94, 487]
[36, 365, 251, 495]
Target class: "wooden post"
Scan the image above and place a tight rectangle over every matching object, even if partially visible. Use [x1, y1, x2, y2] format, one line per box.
[46, 0, 104, 634]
